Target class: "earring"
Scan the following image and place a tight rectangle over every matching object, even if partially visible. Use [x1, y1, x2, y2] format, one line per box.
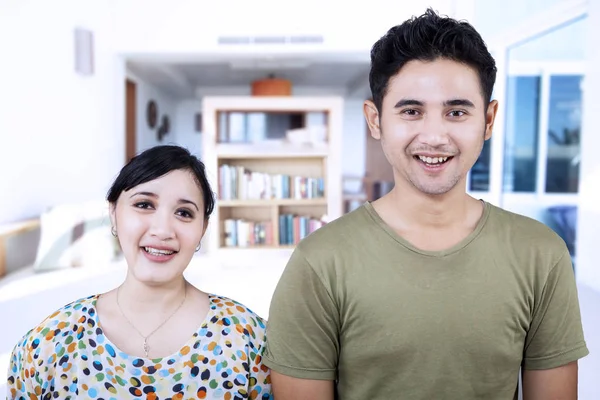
[111, 226, 118, 237]
[195, 243, 201, 252]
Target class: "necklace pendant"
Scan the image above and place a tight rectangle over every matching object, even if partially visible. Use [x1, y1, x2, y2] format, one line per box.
[143, 338, 150, 357]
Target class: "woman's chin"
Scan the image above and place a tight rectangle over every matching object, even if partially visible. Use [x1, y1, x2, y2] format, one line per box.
[128, 265, 184, 286]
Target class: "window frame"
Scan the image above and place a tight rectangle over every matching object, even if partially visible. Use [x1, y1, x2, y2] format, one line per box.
[465, 0, 588, 207]
[507, 62, 584, 199]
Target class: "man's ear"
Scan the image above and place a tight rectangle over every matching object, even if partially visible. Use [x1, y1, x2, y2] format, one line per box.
[364, 99, 382, 140]
[484, 100, 499, 141]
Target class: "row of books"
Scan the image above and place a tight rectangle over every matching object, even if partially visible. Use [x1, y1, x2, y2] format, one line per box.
[222, 214, 326, 247]
[219, 164, 325, 200]
[279, 214, 326, 246]
[217, 111, 326, 143]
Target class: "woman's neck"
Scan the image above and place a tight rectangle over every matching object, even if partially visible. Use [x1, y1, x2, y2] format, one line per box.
[117, 276, 188, 314]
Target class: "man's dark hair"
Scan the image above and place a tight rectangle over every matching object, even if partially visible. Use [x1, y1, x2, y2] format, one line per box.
[107, 145, 215, 219]
[369, 8, 497, 111]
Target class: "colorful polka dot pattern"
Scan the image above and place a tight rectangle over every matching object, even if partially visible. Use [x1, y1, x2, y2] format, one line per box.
[7, 294, 272, 399]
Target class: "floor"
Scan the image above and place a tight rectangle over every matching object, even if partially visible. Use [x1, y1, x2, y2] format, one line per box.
[0, 255, 598, 398]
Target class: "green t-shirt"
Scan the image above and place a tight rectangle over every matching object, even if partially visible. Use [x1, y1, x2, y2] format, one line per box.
[263, 201, 589, 400]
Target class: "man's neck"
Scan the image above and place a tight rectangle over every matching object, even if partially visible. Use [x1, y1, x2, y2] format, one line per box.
[384, 181, 475, 231]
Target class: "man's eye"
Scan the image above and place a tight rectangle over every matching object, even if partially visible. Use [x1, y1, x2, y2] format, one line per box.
[403, 109, 419, 116]
[449, 110, 466, 117]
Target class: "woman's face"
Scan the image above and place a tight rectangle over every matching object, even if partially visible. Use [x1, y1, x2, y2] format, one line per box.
[110, 169, 207, 286]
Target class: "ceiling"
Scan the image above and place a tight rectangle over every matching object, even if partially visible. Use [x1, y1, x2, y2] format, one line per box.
[126, 56, 372, 99]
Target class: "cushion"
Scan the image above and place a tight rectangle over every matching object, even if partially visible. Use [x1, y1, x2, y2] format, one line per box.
[33, 200, 120, 272]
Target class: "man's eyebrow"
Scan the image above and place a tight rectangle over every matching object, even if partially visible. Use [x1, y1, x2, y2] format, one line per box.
[393, 99, 476, 108]
[443, 99, 475, 108]
[394, 99, 424, 108]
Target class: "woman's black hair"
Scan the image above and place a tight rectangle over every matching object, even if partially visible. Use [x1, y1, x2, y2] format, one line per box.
[107, 145, 215, 219]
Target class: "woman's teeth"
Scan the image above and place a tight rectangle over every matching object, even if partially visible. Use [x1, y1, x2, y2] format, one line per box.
[144, 247, 175, 256]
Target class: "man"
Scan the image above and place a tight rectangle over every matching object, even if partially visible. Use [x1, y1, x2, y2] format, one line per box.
[262, 8, 589, 400]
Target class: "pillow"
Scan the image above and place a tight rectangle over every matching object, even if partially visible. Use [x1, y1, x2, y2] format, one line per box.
[33, 200, 120, 272]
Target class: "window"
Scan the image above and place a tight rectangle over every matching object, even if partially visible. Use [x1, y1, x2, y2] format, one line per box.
[501, 73, 582, 194]
[545, 75, 582, 193]
[503, 76, 540, 192]
[470, 139, 491, 192]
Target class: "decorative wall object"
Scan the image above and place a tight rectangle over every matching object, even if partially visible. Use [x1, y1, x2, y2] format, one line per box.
[146, 100, 158, 128]
[195, 113, 203, 132]
[157, 115, 170, 141]
[162, 115, 170, 134]
[74, 27, 94, 76]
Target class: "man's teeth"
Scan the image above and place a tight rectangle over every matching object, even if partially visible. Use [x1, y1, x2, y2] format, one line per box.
[144, 247, 175, 256]
[418, 155, 449, 164]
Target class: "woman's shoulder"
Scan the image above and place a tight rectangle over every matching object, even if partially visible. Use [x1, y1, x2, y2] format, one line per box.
[208, 294, 267, 340]
[14, 295, 98, 353]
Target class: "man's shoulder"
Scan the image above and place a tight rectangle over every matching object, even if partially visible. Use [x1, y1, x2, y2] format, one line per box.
[298, 203, 374, 249]
[489, 203, 563, 238]
[486, 202, 569, 256]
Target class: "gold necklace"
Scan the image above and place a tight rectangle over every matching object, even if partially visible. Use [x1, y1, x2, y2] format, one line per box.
[116, 283, 187, 358]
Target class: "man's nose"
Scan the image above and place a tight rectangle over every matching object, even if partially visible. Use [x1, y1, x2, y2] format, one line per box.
[416, 114, 451, 146]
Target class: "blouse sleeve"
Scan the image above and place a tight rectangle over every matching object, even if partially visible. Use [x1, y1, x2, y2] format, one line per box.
[248, 329, 273, 400]
[6, 341, 30, 399]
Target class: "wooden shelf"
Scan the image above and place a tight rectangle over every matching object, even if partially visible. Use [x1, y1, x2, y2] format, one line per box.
[216, 143, 329, 159]
[202, 96, 344, 254]
[218, 198, 327, 207]
[0, 218, 40, 238]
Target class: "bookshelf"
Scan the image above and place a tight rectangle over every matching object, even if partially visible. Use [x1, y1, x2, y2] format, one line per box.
[201, 96, 344, 255]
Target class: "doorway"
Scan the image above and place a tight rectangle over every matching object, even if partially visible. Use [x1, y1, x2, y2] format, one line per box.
[125, 79, 137, 163]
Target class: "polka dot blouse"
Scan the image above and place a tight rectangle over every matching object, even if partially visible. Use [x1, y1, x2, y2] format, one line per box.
[7, 294, 273, 399]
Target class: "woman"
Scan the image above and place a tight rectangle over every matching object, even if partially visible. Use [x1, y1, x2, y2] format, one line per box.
[7, 145, 272, 399]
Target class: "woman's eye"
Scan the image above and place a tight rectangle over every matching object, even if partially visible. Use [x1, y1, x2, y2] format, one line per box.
[177, 209, 194, 219]
[134, 201, 152, 209]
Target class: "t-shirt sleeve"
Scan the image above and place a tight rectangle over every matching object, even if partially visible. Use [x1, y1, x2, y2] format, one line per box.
[522, 250, 589, 370]
[263, 248, 339, 380]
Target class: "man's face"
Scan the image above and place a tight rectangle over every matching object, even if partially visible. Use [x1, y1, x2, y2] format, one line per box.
[364, 58, 498, 196]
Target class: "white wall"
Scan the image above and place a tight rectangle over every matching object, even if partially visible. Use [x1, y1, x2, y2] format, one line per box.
[342, 99, 367, 179]
[126, 71, 179, 153]
[509, 16, 586, 62]
[577, 0, 600, 292]
[173, 99, 203, 157]
[0, 0, 123, 225]
[0, 0, 466, 227]
[112, 0, 455, 55]
[474, 0, 568, 41]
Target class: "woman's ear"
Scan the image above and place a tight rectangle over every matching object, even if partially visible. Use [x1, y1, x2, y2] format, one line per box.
[202, 218, 209, 238]
[109, 203, 117, 230]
